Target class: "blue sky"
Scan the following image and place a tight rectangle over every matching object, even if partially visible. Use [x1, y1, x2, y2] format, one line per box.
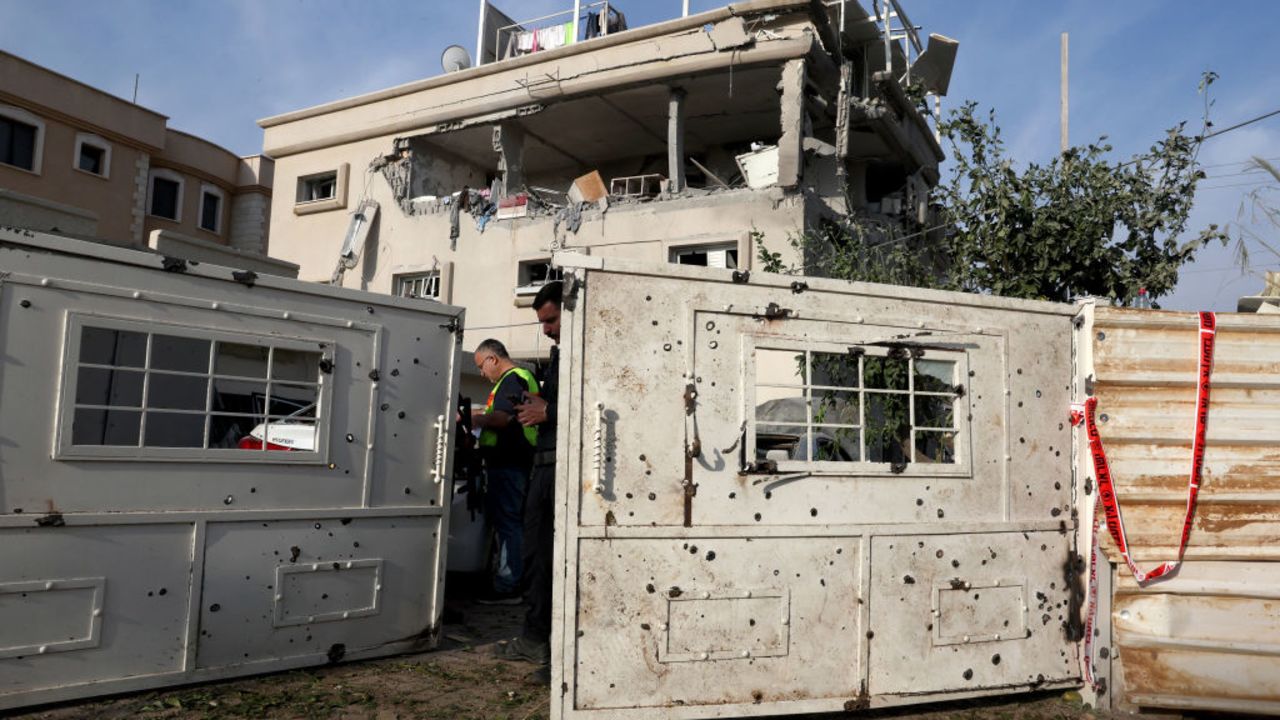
[3, 0, 1276, 310]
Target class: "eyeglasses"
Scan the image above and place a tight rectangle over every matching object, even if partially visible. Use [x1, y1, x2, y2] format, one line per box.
[475, 355, 496, 371]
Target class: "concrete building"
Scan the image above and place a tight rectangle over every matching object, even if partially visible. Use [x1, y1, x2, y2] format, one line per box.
[0, 51, 293, 276]
[259, 0, 956, 393]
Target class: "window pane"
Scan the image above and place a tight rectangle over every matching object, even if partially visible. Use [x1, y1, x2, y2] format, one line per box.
[148, 372, 209, 410]
[271, 348, 320, 382]
[914, 395, 955, 429]
[76, 367, 144, 407]
[865, 392, 911, 463]
[215, 342, 269, 378]
[269, 383, 319, 417]
[755, 424, 808, 462]
[755, 392, 807, 425]
[814, 426, 860, 462]
[144, 412, 205, 448]
[914, 431, 957, 464]
[212, 378, 267, 415]
[78, 144, 103, 174]
[915, 359, 956, 393]
[151, 334, 210, 373]
[79, 327, 146, 367]
[72, 408, 141, 446]
[209, 414, 256, 449]
[811, 352, 859, 389]
[812, 388, 859, 426]
[151, 178, 179, 219]
[200, 192, 220, 231]
[756, 349, 805, 386]
[1, 118, 36, 170]
[863, 354, 909, 390]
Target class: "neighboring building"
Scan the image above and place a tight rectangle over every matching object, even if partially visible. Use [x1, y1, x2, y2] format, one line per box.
[1239, 270, 1279, 313]
[0, 51, 294, 276]
[259, 0, 955, 393]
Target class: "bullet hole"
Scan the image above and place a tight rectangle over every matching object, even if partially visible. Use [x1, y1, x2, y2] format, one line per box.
[390, 368, 400, 377]
[147, 591, 153, 597]
[705, 551, 716, 561]
[752, 690, 763, 704]
[810, 508, 818, 517]
[645, 583, 656, 594]
[1051, 507, 1062, 517]
[398, 411, 406, 419]
[963, 668, 973, 680]
[224, 495, 234, 505]
[346, 434, 355, 443]
[19, 299, 31, 308]
[327, 643, 346, 663]
[668, 587, 683, 598]
[159, 588, 168, 596]
[749, 618, 756, 626]
[1041, 544, 1048, 551]
[638, 454, 646, 461]
[314, 522, 322, 530]
[729, 492, 736, 499]
[836, 548, 843, 554]
[645, 295, 652, 301]
[648, 492, 656, 501]
[754, 513, 762, 521]
[1019, 437, 1026, 444]
[937, 508, 945, 518]
[903, 575, 916, 584]
[1016, 368, 1023, 375]
[290, 546, 302, 562]
[916, 498, 924, 506]
[209, 603, 221, 613]
[1054, 481, 1061, 490]
[250, 487, 257, 494]
[1035, 390, 1042, 398]
[866, 631, 875, 639]
[764, 491, 772, 499]
[663, 343, 672, 351]
[404, 487, 412, 494]
[353, 542, 360, 548]
[413, 358, 420, 364]
[381, 403, 390, 411]
[689, 545, 698, 555]
[1099, 647, 1111, 659]
[952, 559, 960, 568]
[640, 623, 651, 630]
[936, 549, 945, 559]
[321, 593, 329, 600]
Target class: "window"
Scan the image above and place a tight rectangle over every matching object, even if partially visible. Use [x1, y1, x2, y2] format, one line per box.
[293, 163, 350, 215]
[299, 172, 336, 202]
[73, 132, 111, 178]
[397, 271, 441, 300]
[60, 319, 330, 461]
[199, 184, 223, 234]
[148, 169, 184, 222]
[516, 259, 563, 296]
[671, 242, 739, 269]
[751, 343, 961, 469]
[0, 106, 44, 173]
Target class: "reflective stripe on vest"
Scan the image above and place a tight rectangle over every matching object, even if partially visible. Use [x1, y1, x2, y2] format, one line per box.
[478, 366, 540, 448]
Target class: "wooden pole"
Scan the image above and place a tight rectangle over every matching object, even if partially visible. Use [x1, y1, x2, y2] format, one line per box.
[1060, 32, 1069, 153]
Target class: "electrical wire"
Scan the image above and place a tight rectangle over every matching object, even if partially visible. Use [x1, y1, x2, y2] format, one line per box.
[1200, 107, 1280, 141]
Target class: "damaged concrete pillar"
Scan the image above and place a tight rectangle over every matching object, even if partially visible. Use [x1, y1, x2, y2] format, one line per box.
[777, 58, 806, 189]
[493, 121, 526, 197]
[667, 87, 687, 193]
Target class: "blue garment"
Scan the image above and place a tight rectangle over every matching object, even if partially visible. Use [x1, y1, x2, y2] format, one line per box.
[486, 465, 528, 593]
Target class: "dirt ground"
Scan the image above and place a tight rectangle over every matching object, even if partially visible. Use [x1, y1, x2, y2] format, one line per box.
[8, 580, 1118, 720]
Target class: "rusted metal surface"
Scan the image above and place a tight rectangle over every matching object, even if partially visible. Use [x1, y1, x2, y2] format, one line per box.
[552, 254, 1081, 719]
[1087, 307, 1280, 714]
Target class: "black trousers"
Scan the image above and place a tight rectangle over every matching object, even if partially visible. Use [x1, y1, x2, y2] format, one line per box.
[521, 462, 555, 642]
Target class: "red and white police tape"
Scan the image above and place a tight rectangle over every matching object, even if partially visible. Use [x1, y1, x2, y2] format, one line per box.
[1072, 311, 1216, 689]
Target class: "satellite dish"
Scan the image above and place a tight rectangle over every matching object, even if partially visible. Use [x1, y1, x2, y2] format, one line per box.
[441, 45, 473, 73]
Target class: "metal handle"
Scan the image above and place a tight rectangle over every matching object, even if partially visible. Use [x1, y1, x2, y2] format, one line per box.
[431, 415, 446, 484]
[592, 402, 605, 495]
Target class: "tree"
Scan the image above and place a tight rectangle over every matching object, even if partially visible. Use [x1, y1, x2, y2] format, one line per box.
[760, 77, 1229, 307]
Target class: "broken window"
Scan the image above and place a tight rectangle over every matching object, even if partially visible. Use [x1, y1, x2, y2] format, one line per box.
[298, 171, 337, 202]
[396, 271, 441, 300]
[516, 259, 563, 296]
[751, 343, 960, 468]
[670, 242, 739, 269]
[62, 320, 328, 459]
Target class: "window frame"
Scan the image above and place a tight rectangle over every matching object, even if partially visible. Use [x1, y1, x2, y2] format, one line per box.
[0, 104, 46, 175]
[514, 258, 564, 297]
[147, 168, 185, 222]
[395, 270, 441, 300]
[744, 335, 971, 477]
[54, 313, 334, 464]
[198, 183, 224, 235]
[73, 132, 112, 179]
[293, 163, 350, 215]
[669, 241, 740, 269]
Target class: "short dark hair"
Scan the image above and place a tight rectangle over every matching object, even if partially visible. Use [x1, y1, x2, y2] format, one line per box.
[475, 338, 509, 359]
[533, 280, 563, 311]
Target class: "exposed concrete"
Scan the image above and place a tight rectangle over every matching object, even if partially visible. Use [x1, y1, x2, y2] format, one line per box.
[493, 121, 526, 196]
[667, 88, 687, 193]
[777, 58, 807, 188]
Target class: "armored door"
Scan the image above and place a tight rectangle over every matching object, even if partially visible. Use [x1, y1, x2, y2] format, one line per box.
[552, 255, 1083, 719]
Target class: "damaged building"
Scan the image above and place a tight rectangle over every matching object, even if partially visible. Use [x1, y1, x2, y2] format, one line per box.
[258, 0, 957, 393]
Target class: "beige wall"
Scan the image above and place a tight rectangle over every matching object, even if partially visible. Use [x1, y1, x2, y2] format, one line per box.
[0, 108, 146, 243]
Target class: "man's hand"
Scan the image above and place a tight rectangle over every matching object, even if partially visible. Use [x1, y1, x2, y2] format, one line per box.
[515, 393, 549, 426]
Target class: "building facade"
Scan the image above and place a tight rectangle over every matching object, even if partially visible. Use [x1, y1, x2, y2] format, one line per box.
[259, 0, 954, 392]
[0, 51, 292, 276]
